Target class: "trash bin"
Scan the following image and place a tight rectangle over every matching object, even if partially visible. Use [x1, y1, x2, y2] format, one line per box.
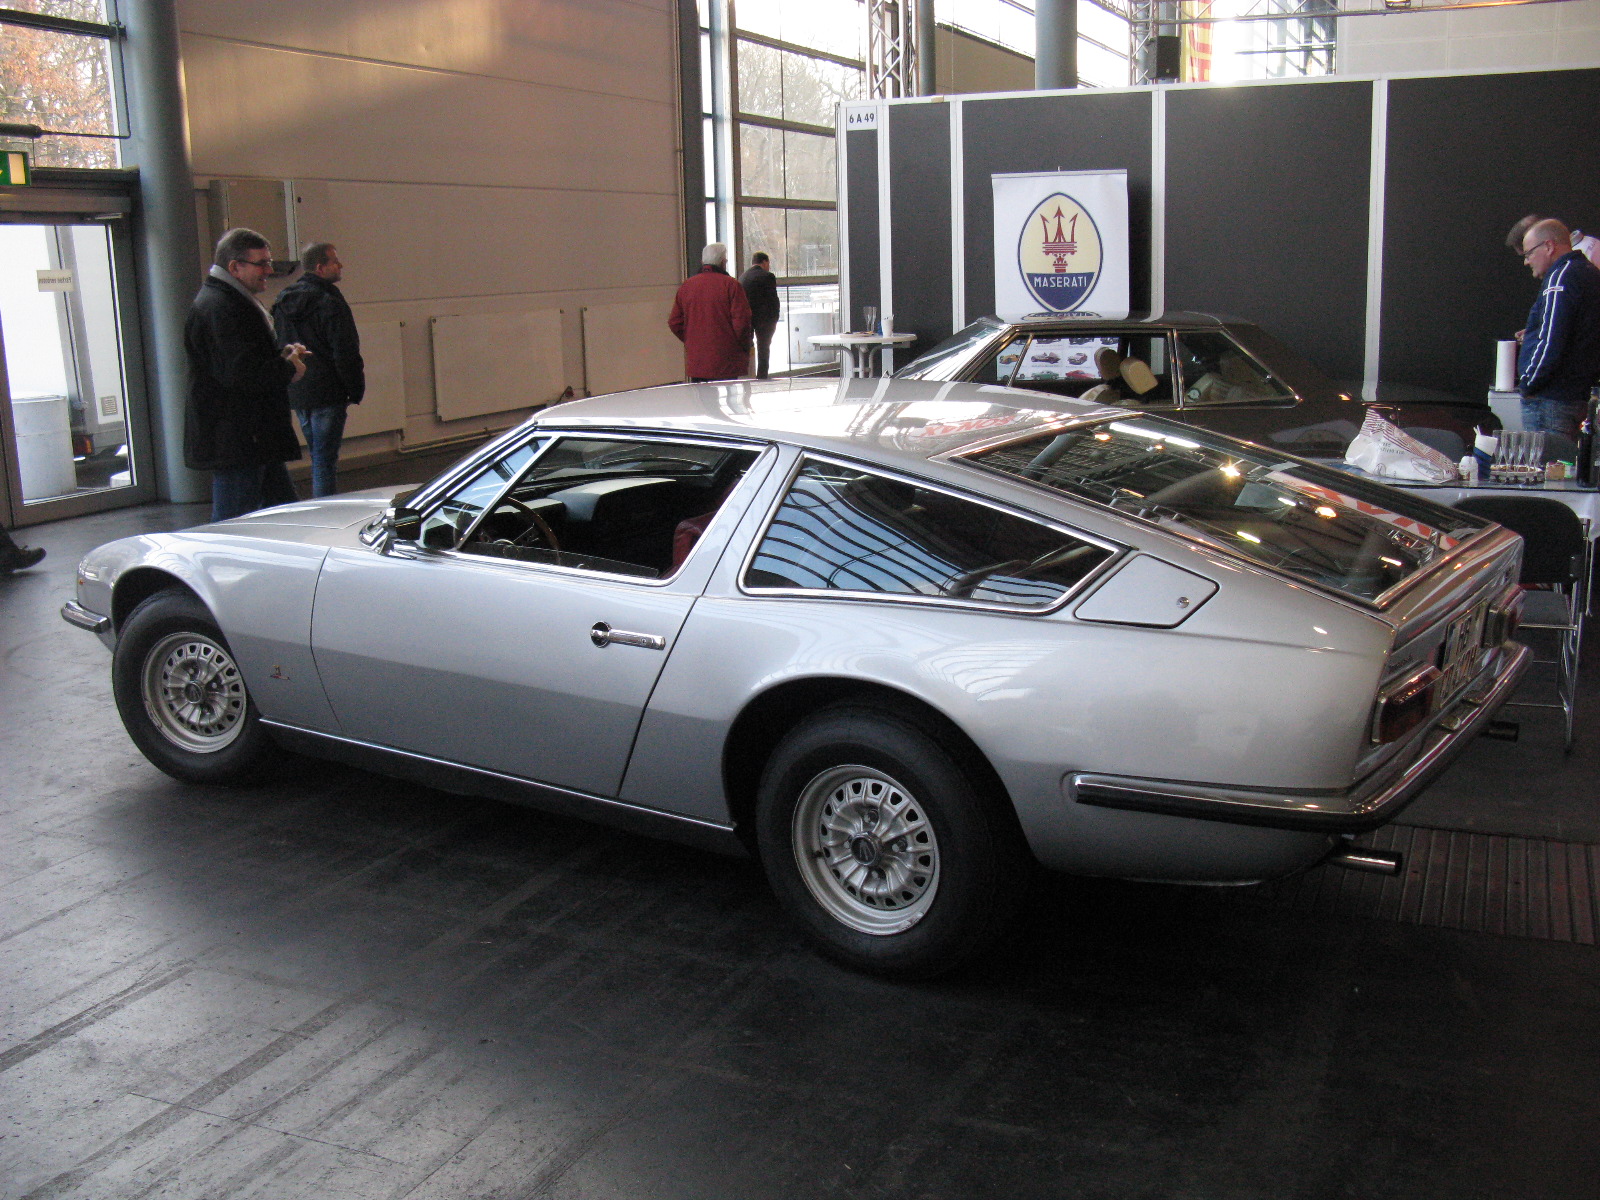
[12, 394, 77, 501]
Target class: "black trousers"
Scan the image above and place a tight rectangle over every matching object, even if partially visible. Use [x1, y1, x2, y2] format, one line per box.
[753, 321, 778, 379]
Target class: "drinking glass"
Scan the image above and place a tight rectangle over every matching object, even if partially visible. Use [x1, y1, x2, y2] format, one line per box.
[863, 306, 878, 334]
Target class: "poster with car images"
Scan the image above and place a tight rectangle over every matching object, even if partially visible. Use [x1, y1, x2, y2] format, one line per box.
[992, 170, 1128, 318]
[1010, 334, 1120, 383]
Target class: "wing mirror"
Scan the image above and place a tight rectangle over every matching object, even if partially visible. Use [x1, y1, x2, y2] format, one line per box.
[369, 504, 423, 553]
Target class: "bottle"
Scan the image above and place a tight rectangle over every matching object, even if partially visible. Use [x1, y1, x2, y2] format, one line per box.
[1578, 394, 1599, 488]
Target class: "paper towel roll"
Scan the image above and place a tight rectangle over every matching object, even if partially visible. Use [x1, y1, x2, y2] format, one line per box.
[1495, 340, 1518, 392]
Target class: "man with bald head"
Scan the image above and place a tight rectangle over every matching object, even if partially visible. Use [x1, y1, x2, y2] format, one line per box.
[1517, 218, 1600, 438]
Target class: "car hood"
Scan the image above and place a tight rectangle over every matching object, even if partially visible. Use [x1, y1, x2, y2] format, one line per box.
[207, 486, 415, 531]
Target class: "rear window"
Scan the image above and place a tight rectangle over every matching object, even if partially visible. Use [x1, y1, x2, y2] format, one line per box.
[745, 458, 1114, 609]
[961, 418, 1485, 602]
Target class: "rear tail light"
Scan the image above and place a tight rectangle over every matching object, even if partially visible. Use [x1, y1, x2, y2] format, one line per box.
[1371, 665, 1442, 744]
[1483, 584, 1524, 647]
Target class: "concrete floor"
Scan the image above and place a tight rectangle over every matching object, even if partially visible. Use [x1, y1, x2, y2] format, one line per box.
[2, 503, 1598, 1200]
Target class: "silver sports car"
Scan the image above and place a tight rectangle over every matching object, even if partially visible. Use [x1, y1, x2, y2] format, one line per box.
[64, 378, 1528, 977]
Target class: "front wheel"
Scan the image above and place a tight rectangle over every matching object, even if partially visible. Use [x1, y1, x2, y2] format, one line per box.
[755, 705, 1028, 978]
[112, 589, 272, 784]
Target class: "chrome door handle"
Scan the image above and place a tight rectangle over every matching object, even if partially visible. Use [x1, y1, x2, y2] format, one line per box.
[590, 622, 666, 650]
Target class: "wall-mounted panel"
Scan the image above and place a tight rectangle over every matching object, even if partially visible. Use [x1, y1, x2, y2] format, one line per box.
[1165, 82, 1372, 380]
[181, 37, 677, 192]
[344, 318, 405, 437]
[583, 298, 685, 395]
[1382, 68, 1600, 397]
[845, 127, 879, 334]
[179, 0, 675, 105]
[961, 92, 1154, 320]
[431, 309, 565, 421]
[888, 103, 953, 358]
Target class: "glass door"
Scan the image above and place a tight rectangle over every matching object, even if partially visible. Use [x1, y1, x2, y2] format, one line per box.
[0, 216, 152, 527]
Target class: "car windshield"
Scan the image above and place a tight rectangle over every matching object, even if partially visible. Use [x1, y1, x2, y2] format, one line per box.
[960, 417, 1486, 602]
[896, 318, 1003, 378]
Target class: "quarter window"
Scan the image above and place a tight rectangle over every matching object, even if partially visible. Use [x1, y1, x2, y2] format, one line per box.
[417, 439, 543, 549]
[1177, 331, 1294, 407]
[745, 459, 1113, 608]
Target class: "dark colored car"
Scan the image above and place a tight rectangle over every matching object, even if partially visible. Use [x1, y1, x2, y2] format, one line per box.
[896, 312, 1499, 459]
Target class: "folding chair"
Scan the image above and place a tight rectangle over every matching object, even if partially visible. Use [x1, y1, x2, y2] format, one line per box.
[1454, 496, 1590, 752]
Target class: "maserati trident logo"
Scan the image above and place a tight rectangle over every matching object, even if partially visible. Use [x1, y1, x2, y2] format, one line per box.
[1017, 192, 1101, 312]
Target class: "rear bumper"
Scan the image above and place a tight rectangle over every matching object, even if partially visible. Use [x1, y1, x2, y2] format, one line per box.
[1070, 641, 1530, 833]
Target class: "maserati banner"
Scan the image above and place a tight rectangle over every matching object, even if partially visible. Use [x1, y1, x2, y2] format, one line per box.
[992, 170, 1128, 316]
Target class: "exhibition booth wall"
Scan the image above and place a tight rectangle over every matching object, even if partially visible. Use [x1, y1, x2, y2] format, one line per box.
[841, 66, 1600, 399]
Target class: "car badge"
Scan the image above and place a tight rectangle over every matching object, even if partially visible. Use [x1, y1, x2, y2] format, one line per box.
[1017, 192, 1102, 314]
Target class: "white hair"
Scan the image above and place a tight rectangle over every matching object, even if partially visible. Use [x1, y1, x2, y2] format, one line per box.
[701, 242, 728, 267]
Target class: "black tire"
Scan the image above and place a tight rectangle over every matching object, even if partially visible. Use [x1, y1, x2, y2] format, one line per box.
[755, 704, 1028, 979]
[112, 589, 273, 784]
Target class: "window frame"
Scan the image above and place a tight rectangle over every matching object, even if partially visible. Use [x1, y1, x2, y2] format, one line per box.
[414, 429, 773, 587]
[1172, 330, 1299, 412]
[738, 450, 1125, 614]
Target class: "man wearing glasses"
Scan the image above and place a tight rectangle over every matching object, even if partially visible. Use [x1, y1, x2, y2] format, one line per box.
[184, 227, 309, 520]
[1516, 219, 1600, 439]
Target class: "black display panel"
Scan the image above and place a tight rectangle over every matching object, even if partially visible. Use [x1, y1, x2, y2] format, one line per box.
[888, 102, 953, 359]
[845, 127, 879, 335]
[960, 92, 1153, 320]
[1382, 69, 1600, 398]
[1165, 82, 1372, 381]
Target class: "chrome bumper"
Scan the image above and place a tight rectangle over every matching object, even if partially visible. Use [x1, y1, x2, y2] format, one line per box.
[60, 600, 110, 634]
[1071, 642, 1531, 833]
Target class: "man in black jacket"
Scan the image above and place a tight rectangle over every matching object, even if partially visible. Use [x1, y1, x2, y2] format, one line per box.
[273, 243, 365, 496]
[185, 228, 307, 521]
[739, 251, 781, 379]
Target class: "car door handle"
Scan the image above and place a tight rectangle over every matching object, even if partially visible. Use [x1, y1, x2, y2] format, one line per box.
[590, 622, 666, 651]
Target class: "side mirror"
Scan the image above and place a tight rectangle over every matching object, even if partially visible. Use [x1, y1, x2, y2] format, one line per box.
[389, 506, 423, 541]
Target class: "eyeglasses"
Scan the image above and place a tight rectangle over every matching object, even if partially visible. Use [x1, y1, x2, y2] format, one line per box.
[234, 256, 273, 270]
[1522, 240, 1553, 261]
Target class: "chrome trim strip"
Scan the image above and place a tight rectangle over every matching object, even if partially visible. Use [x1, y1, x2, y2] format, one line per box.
[60, 600, 110, 634]
[1072, 642, 1530, 832]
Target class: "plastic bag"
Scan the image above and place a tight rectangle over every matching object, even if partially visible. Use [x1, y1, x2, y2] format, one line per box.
[1343, 410, 1459, 483]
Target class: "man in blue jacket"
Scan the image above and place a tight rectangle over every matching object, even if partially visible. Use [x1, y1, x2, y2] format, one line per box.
[1518, 219, 1600, 438]
[273, 243, 365, 496]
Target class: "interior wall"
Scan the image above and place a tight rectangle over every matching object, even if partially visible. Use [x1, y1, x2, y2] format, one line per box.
[1338, 0, 1600, 74]
[177, 0, 685, 466]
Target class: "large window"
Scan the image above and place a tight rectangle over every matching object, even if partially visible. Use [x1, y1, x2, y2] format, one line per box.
[700, 1, 864, 375]
[0, 2, 122, 169]
[937, 1, 1134, 89]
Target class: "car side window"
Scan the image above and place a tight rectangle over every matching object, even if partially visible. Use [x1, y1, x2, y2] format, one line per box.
[417, 439, 544, 549]
[457, 436, 760, 579]
[744, 458, 1113, 609]
[1007, 333, 1174, 405]
[1177, 331, 1294, 407]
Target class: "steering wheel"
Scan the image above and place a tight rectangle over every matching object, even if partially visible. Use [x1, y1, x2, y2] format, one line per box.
[499, 497, 562, 552]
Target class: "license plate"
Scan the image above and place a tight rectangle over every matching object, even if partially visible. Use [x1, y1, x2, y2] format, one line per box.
[1437, 602, 1489, 704]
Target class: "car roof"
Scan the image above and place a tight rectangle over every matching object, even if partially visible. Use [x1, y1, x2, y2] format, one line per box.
[527, 377, 1127, 468]
[992, 310, 1239, 329]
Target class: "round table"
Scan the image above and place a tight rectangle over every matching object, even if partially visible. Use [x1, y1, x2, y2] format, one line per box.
[808, 331, 918, 378]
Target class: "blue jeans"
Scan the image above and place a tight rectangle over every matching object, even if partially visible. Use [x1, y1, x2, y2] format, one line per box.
[211, 461, 297, 522]
[1521, 395, 1586, 441]
[297, 405, 348, 497]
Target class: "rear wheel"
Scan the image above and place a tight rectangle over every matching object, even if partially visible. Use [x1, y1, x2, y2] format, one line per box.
[112, 590, 272, 784]
[756, 704, 1027, 978]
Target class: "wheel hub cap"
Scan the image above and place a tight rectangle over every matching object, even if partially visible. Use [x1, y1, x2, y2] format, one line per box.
[141, 632, 248, 753]
[791, 765, 940, 936]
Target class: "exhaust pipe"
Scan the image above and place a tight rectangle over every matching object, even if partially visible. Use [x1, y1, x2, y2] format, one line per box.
[1326, 846, 1402, 875]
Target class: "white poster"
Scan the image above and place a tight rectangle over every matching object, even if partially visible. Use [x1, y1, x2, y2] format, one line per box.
[992, 170, 1128, 317]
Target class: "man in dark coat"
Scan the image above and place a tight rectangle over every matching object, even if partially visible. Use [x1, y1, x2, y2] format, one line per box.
[668, 243, 752, 382]
[185, 227, 307, 521]
[273, 242, 365, 496]
[739, 251, 781, 379]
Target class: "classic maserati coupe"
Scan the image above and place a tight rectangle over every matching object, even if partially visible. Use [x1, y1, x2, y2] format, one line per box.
[64, 378, 1528, 976]
[895, 312, 1500, 459]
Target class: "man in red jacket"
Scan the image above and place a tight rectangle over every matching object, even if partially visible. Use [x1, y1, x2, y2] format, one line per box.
[669, 243, 753, 382]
